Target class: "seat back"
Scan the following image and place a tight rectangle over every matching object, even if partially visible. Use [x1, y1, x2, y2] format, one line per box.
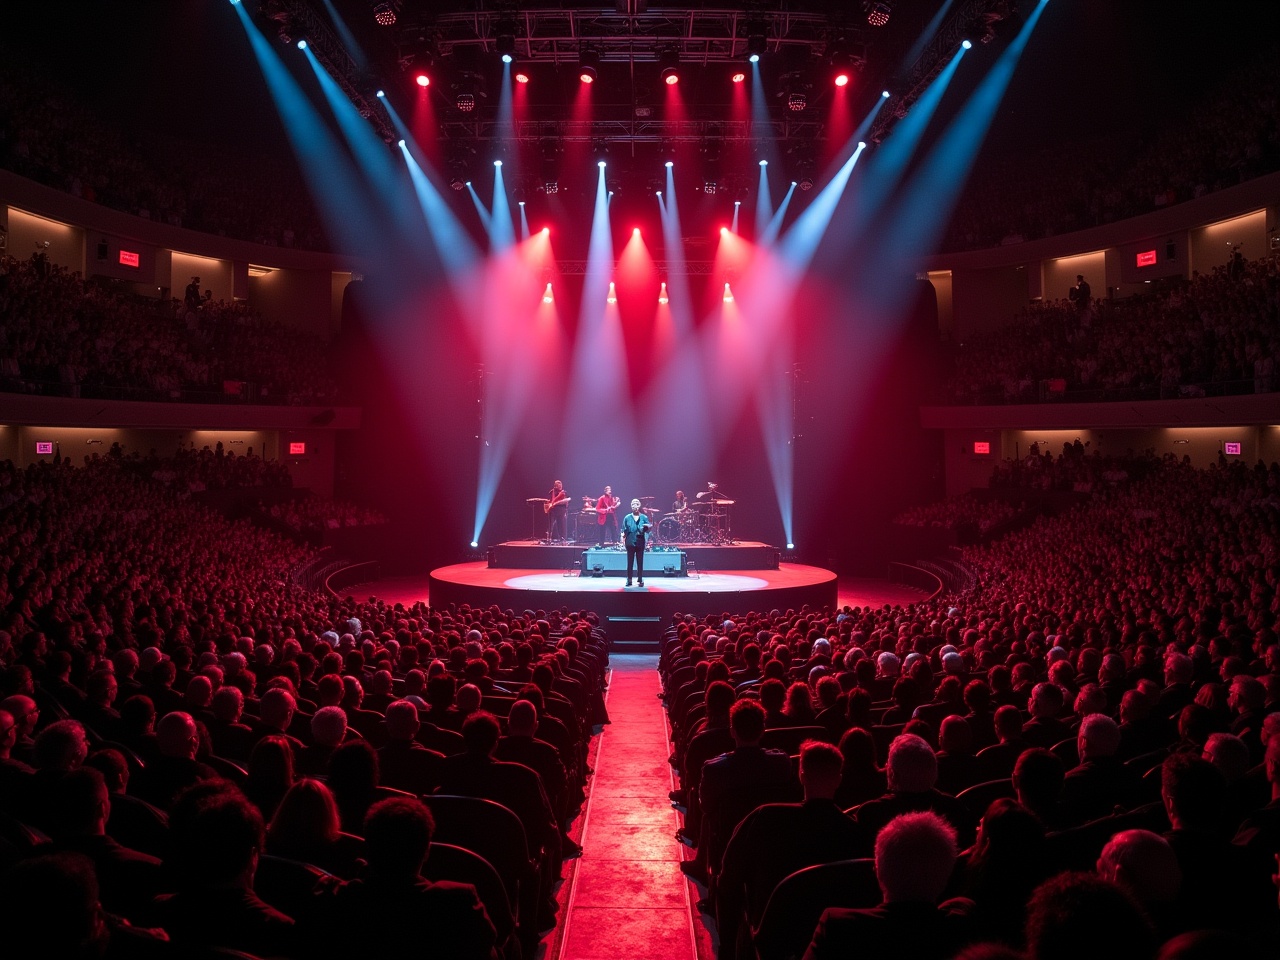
[421, 795, 530, 905]
[761, 725, 833, 753]
[425, 842, 517, 943]
[255, 854, 334, 919]
[955, 778, 1016, 818]
[753, 858, 879, 960]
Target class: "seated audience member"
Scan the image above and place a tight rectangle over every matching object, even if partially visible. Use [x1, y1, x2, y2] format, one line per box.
[717, 741, 870, 959]
[208, 685, 256, 762]
[20, 718, 91, 828]
[131, 712, 215, 810]
[0, 706, 34, 788]
[379, 699, 446, 796]
[802, 811, 968, 960]
[1096, 829, 1184, 942]
[856, 733, 977, 846]
[495, 698, 570, 832]
[687, 698, 801, 885]
[2, 694, 40, 764]
[244, 734, 296, 821]
[49, 766, 162, 922]
[300, 705, 348, 776]
[956, 798, 1047, 946]
[0, 852, 170, 959]
[835, 726, 887, 808]
[1012, 748, 1069, 831]
[1023, 872, 1155, 960]
[1062, 713, 1137, 825]
[154, 780, 298, 957]
[1023, 683, 1072, 749]
[1160, 752, 1251, 926]
[266, 777, 359, 877]
[1203, 731, 1265, 826]
[1232, 736, 1280, 908]
[975, 705, 1029, 782]
[309, 797, 497, 960]
[255, 687, 305, 753]
[436, 710, 561, 867]
[936, 715, 978, 795]
[327, 739, 381, 834]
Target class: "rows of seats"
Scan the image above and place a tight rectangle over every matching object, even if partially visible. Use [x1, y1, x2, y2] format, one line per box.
[0, 256, 338, 404]
[0, 454, 609, 958]
[660, 454, 1280, 960]
[946, 256, 1280, 405]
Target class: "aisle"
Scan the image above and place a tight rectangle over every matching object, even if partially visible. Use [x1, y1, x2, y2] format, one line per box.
[554, 654, 699, 960]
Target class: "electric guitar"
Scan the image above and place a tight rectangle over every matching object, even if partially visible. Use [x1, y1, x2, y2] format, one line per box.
[544, 490, 569, 514]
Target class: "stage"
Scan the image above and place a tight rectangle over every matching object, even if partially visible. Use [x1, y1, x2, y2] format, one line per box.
[428, 562, 838, 642]
[491, 540, 780, 571]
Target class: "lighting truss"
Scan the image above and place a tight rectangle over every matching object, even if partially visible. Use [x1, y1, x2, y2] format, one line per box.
[868, 0, 1010, 145]
[434, 116, 826, 146]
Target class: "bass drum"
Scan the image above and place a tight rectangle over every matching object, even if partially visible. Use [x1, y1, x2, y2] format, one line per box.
[657, 516, 682, 543]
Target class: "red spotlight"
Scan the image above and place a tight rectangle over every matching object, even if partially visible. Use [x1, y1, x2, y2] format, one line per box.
[542, 227, 550, 236]
[415, 73, 430, 87]
[731, 71, 746, 84]
[834, 72, 850, 87]
[719, 226, 728, 235]
[514, 70, 530, 84]
[579, 70, 595, 84]
[632, 227, 640, 236]
[663, 69, 680, 86]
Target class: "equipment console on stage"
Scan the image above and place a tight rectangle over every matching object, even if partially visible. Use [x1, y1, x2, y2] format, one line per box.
[581, 546, 687, 577]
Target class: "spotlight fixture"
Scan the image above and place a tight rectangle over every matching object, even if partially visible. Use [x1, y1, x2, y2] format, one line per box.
[665, 160, 674, 168]
[372, 1, 400, 27]
[514, 68, 530, 84]
[659, 49, 681, 86]
[606, 282, 618, 304]
[834, 69, 850, 88]
[865, 2, 892, 27]
[296, 38, 308, 50]
[578, 48, 600, 84]
[759, 159, 768, 167]
[746, 31, 767, 63]
[409, 51, 433, 89]
[962, 39, 973, 50]
[658, 282, 669, 305]
[723, 283, 734, 303]
[731, 70, 746, 84]
[495, 23, 517, 63]
[456, 92, 476, 112]
[415, 73, 430, 87]
[787, 92, 807, 112]
[704, 181, 718, 195]
[397, 139, 405, 148]
[543, 283, 554, 304]
[882, 89, 891, 98]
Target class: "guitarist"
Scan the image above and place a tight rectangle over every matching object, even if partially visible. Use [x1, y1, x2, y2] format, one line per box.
[622, 499, 651, 587]
[595, 485, 621, 547]
[546, 480, 569, 542]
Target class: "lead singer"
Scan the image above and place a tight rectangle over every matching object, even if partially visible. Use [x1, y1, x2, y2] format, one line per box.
[622, 498, 650, 587]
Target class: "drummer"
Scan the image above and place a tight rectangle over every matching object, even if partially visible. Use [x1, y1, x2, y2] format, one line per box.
[673, 490, 688, 514]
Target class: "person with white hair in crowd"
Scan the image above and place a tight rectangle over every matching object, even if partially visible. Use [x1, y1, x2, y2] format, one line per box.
[301, 705, 349, 776]
[1096, 827, 1182, 942]
[803, 811, 968, 960]
[855, 734, 976, 846]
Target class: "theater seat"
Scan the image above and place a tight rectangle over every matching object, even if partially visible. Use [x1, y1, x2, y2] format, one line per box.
[956, 778, 1016, 819]
[753, 858, 880, 960]
[425, 842, 517, 959]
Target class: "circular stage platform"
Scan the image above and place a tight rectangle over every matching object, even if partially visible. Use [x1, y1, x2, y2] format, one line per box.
[428, 562, 838, 622]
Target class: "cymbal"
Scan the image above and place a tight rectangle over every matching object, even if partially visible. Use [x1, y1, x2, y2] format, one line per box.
[707, 499, 735, 505]
[695, 491, 709, 498]
[692, 501, 714, 509]
[582, 507, 598, 513]
[526, 497, 550, 502]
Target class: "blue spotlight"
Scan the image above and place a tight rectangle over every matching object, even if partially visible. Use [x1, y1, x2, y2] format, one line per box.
[501, 53, 513, 64]
[598, 160, 606, 168]
[665, 160, 673, 168]
[859, 141, 867, 149]
[470, 540, 479, 548]
[494, 160, 502, 167]
[962, 39, 973, 50]
[376, 89, 385, 98]
[465, 180, 472, 187]
[786, 542, 795, 550]
[759, 159, 768, 166]
[229, 0, 240, 4]
[791, 181, 797, 186]
[518, 200, 525, 206]
[397, 138, 405, 147]
[749, 53, 760, 64]
[296, 39, 307, 50]
[881, 89, 890, 98]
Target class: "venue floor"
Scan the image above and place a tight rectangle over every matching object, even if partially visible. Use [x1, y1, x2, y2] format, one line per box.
[355, 571, 927, 612]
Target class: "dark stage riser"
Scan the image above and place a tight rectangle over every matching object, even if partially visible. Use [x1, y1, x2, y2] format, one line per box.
[492, 541, 780, 571]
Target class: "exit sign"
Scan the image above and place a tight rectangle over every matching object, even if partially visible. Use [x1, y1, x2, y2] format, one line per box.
[119, 250, 140, 267]
[1136, 250, 1157, 267]
[289, 442, 306, 455]
[973, 441, 990, 455]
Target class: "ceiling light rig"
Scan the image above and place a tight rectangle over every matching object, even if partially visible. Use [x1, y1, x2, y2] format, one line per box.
[659, 49, 681, 87]
[578, 48, 600, 84]
[865, 2, 892, 28]
[372, 1, 400, 28]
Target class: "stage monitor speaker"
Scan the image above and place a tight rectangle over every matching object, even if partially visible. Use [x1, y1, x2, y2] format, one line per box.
[591, 565, 604, 578]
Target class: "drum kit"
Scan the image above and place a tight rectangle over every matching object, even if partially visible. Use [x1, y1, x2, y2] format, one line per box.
[526, 483, 737, 545]
[657, 483, 736, 545]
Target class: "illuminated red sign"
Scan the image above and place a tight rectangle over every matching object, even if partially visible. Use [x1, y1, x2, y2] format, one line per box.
[119, 250, 140, 267]
[36, 442, 53, 455]
[1224, 442, 1241, 455]
[289, 442, 306, 455]
[973, 441, 990, 455]
[1136, 250, 1157, 267]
